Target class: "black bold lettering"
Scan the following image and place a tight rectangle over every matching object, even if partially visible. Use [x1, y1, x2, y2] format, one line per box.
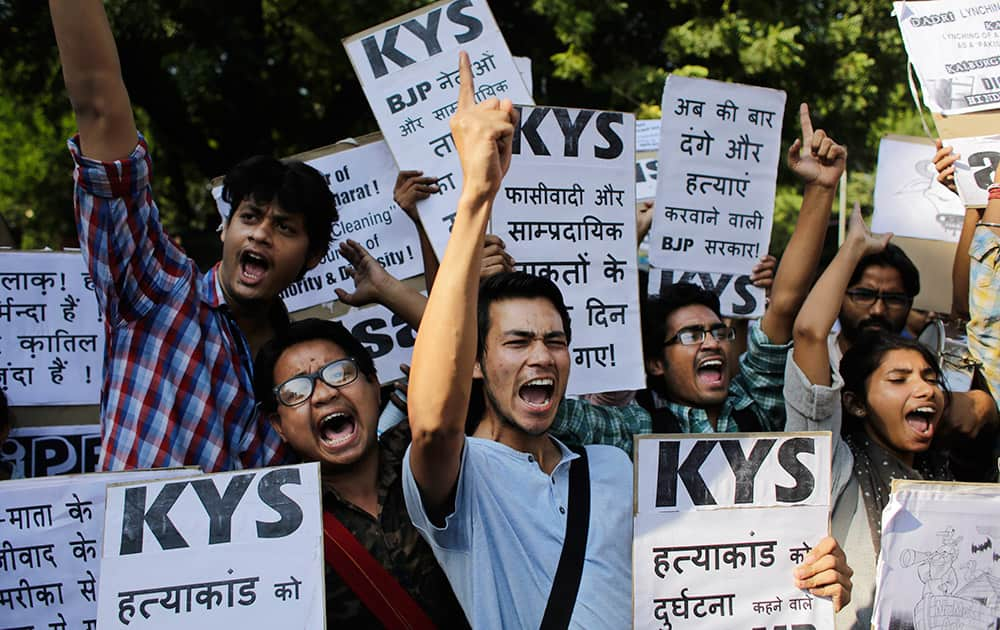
[401, 9, 443, 57]
[512, 106, 550, 156]
[361, 27, 415, 79]
[730, 274, 757, 316]
[776, 437, 816, 503]
[720, 439, 775, 504]
[190, 474, 254, 545]
[678, 440, 717, 505]
[256, 468, 304, 539]
[594, 112, 624, 159]
[392, 313, 417, 349]
[352, 318, 394, 359]
[552, 108, 594, 157]
[655, 441, 680, 507]
[120, 483, 189, 555]
[446, 0, 483, 43]
[970, 151, 1000, 190]
[696, 272, 732, 296]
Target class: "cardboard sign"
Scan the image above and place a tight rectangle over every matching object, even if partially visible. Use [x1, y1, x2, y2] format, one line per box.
[0, 468, 200, 630]
[492, 105, 645, 395]
[334, 300, 422, 384]
[633, 433, 834, 629]
[895, 0, 1000, 115]
[647, 266, 764, 319]
[1, 424, 101, 479]
[97, 463, 324, 629]
[945, 133, 1000, 207]
[872, 135, 967, 242]
[873, 480, 1000, 629]
[343, 0, 534, 260]
[0, 252, 104, 406]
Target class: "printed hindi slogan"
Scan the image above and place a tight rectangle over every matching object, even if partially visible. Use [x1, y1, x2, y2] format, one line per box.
[649, 76, 786, 319]
[633, 433, 834, 630]
[0, 468, 200, 630]
[895, 0, 1000, 115]
[343, 0, 534, 260]
[492, 105, 645, 395]
[0, 252, 104, 406]
[873, 480, 1000, 630]
[96, 463, 324, 629]
[2, 425, 101, 479]
[211, 138, 423, 313]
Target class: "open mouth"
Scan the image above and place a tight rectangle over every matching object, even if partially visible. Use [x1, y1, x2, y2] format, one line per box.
[518, 378, 555, 409]
[905, 406, 936, 436]
[318, 412, 357, 448]
[696, 357, 725, 387]
[240, 250, 270, 284]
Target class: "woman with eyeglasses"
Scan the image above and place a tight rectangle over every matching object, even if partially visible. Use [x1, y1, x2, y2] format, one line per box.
[783, 212, 953, 629]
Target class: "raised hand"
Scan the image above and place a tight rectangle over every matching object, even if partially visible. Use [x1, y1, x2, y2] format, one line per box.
[787, 103, 847, 189]
[394, 170, 440, 222]
[793, 536, 853, 612]
[334, 239, 393, 307]
[449, 51, 518, 202]
[932, 139, 960, 195]
[845, 202, 892, 257]
[749, 254, 777, 293]
[480, 234, 515, 279]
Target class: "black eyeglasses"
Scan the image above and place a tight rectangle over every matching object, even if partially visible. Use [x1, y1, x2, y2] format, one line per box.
[663, 325, 736, 347]
[273, 358, 359, 407]
[845, 288, 912, 310]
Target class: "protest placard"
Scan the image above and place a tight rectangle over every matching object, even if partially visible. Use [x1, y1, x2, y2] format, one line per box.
[490, 105, 644, 395]
[636, 119, 662, 153]
[210, 137, 424, 313]
[943, 133, 1000, 207]
[0, 251, 103, 406]
[895, 0, 1000, 115]
[636, 150, 659, 203]
[334, 298, 423, 383]
[513, 56, 533, 98]
[343, 0, 533, 260]
[873, 480, 1000, 629]
[96, 463, 324, 629]
[648, 77, 784, 318]
[647, 266, 765, 318]
[871, 135, 967, 242]
[2, 424, 101, 479]
[0, 468, 200, 630]
[633, 432, 834, 630]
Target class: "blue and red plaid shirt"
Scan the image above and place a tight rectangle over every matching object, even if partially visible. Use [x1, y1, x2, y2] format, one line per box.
[70, 135, 291, 471]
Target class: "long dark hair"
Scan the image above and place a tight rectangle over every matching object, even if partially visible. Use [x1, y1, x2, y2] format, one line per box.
[839, 331, 949, 434]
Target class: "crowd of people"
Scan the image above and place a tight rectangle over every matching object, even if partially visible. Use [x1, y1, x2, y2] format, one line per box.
[7, 1, 998, 629]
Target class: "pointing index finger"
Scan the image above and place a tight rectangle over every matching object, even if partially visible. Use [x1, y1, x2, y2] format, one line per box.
[799, 103, 814, 145]
[456, 51, 475, 110]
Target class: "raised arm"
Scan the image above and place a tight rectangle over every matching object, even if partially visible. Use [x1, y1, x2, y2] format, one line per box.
[407, 52, 517, 513]
[761, 104, 846, 344]
[50, 0, 137, 160]
[793, 209, 890, 386]
[394, 170, 441, 290]
[335, 239, 427, 329]
[967, 167, 1000, 410]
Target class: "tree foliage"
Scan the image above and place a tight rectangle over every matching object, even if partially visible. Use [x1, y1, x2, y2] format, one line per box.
[0, 0, 924, 261]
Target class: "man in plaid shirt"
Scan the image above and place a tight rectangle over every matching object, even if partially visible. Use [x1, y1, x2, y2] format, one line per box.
[51, 0, 337, 471]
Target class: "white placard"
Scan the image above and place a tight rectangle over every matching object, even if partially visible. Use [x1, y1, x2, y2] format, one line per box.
[492, 105, 644, 395]
[0, 252, 104, 406]
[97, 463, 324, 629]
[2, 424, 101, 479]
[334, 298, 423, 383]
[873, 480, 1000, 628]
[945, 134, 1000, 207]
[343, 0, 534, 260]
[633, 433, 834, 630]
[513, 56, 533, 98]
[211, 140, 424, 313]
[649, 76, 785, 283]
[894, 0, 1000, 115]
[871, 136, 967, 242]
[636, 119, 662, 153]
[647, 266, 765, 319]
[636, 150, 659, 202]
[0, 468, 200, 630]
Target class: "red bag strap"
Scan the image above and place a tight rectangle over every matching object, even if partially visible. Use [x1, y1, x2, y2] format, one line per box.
[322, 511, 437, 630]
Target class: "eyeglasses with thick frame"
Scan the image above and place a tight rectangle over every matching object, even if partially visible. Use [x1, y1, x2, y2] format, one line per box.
[273, 358, 360, 407]
[845, 288, 912, 310]
[663, 324, 736, 347]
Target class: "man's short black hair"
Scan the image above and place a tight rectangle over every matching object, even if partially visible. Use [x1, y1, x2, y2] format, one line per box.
[476, 272, 572, 359]
[222, 156, 338, 259]
[640, 282, 722, 361]
[848, 243, 920, 298]
[253, 318, 376, 414]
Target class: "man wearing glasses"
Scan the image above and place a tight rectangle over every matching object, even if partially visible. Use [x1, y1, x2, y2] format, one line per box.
[829, 243, 919, 367]
[253, 318, 468, 628]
